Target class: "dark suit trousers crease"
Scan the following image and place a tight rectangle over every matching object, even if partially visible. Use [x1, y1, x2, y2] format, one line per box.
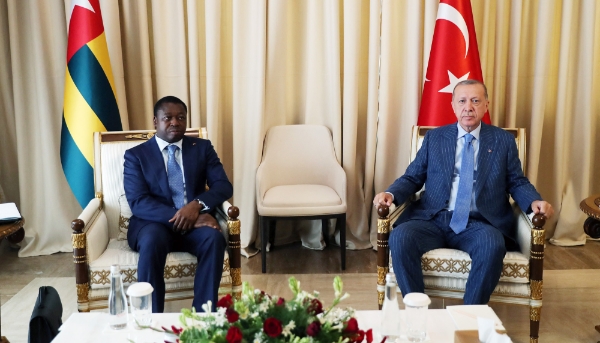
[389, 210, 506, 304]
[133, 222, 226, 313]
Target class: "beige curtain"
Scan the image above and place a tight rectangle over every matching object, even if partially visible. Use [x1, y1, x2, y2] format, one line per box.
[0, 0, 598, 258]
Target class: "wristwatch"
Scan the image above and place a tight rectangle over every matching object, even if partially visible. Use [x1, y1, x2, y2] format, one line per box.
[195, 199, 210, 213]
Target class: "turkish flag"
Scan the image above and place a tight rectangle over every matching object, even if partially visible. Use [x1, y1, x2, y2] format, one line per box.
[418, 0, 491, 126]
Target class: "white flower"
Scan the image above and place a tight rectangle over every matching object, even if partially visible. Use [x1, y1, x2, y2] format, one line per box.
[282, 320, 296, 336]
[201, 300, 213, 314]
[259, 301, 270, 312]
[340, 292, 350, 301]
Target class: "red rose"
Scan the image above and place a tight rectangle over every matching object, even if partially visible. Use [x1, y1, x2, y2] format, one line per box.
[307, 298, 323, 315]
[225, 326, 243, 343]
[306, 320, 321, 337]
[276, 297, 285, 306]
[365, 328, 373, 343]
[263, 317, 283, 337]
[217, 294, 234, 308]
[344, 318, 359, 333]
[225, 308, 239, 323]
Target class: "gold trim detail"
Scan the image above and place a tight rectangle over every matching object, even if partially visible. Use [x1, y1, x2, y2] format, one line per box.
[532, 229, 545, 245]
[377, 266, 389, 285]
[164, 263, 197, 279]
[377, 240, 388, 249]
[530, 280, 543, 300]
[76, 283, 88, 303]
[72, 233, 86, 249]
[378, 291, 384, 306]
[231, 268, 242, 286]
[530, 338, 538, 343]
[420, 257, 529, 279]
[501, 262, 530, 279]
[125, 132, 155, 140]
[90, 270, 111, 285]
[377, 218, 390, 234]
[228, 220, 241, 235]
[530, 307, 541, 321]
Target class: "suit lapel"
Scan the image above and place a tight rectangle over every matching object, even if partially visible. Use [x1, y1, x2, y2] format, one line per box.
[441, 125, 458, 187]
[147, 137, 172, 198]
[475, 123, 494, 195]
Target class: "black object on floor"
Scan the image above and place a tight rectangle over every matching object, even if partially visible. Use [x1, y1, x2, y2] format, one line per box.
[28, 286, 63, 343]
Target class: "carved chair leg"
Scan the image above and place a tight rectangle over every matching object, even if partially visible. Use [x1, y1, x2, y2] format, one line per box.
[529, 305, 541, 343]
[377, 206, 391, 309]
[227, 207, 242, 300]
[259, 216, 268, 273]
[71, 219, 90, 312]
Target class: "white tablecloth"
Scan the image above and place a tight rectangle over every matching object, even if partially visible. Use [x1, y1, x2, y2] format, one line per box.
[52, 308, 491, 342]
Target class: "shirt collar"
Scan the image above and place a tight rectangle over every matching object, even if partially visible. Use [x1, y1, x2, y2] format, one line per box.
[155, 135, 183, 152]
[456, 122, 481, 141]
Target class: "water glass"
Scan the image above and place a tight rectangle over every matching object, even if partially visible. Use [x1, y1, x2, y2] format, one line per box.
[403, 292, 431, 342]
[126, 282, 153, 328]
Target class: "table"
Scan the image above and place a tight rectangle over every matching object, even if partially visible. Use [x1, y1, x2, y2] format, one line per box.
[0, 218, 24, 244]
[580, 194, 600, 239]
[52, 308, 501, 343]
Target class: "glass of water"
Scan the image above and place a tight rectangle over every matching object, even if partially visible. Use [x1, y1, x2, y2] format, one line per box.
[403, 293, 431, 342]
[126, 282, 153, 329]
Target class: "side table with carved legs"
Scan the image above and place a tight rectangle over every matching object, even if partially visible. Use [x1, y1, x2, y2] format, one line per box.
[0, 218, 25, 245]
[579, 195, 600, 339]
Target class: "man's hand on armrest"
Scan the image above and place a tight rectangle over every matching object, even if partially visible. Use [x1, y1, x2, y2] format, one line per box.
[531, 200, 554, 219]
[169, 201, 202, 232]
[194, 213, 220, 231]
[373, 192, 394, 207]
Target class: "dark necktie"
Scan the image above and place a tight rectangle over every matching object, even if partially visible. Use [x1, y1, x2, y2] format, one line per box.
[450, 133, 474, 234]
[167, 145, 185, 209]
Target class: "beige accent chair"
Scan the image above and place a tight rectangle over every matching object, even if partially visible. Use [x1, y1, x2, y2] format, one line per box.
[256, 125, 347, 273]
[376, 126, 546, 343]
[70, 128, 241, 312]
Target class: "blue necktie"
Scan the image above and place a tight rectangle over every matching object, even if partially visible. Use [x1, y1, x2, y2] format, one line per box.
[450, 133, 474, 234]
[167, 145, 185, 209]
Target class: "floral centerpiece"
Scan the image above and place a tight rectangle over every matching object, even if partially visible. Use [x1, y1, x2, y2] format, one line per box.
[158, 276, 373, 343]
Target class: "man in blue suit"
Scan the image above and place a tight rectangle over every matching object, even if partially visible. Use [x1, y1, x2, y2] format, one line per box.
[374, 80, 554, 304]
[124, 96, 233, 312]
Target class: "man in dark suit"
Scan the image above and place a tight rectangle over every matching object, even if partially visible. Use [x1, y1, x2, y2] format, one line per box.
[374, 80, 554, 304]
[124, 96, 232, 312]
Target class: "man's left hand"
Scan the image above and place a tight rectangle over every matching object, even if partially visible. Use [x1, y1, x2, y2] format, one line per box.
[169, 201, 203, 232]
[531, 200, 554, 219]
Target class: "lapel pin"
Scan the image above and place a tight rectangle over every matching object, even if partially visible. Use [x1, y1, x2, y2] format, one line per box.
[488, 149, 492, 153]
[193, 143, 196, 146]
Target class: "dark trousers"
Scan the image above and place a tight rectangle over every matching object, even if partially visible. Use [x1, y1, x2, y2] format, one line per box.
[134, 223, 226, 313]
[389, 210, 506, 304]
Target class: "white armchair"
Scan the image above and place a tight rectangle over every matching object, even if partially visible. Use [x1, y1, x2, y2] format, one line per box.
[256, 125, 347, 273]
[375, 126, 547, 343]
[70, 129, 241, 312]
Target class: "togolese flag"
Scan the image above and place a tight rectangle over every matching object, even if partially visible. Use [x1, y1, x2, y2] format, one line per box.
[61, 0, 122, 208]
[418, 0, 490, 126]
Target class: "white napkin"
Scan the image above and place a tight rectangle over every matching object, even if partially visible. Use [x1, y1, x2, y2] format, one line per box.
[478, 317, 512, 343]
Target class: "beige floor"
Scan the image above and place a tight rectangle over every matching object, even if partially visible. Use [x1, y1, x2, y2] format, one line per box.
[1, 238, 600, 343]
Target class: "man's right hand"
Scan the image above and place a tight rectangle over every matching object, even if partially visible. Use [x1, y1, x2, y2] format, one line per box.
[373, 192, 394, 207]
[194, 213, 220, 231]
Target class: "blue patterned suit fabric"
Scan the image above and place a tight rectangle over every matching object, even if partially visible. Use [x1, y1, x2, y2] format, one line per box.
[386, 123, 542, 242]
[167, 145, 185, 209]
[449, 133, 474, 233]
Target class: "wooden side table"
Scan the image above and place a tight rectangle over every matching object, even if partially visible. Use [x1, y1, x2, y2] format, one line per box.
[580, 194, 600, 239]
[0, 218, 25, 244]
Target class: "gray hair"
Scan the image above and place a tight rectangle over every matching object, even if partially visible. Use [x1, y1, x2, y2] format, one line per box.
[452, 79, 488, 100]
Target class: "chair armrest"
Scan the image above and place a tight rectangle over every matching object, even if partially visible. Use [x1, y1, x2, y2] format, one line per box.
[514, 203, 533, 257]
[214, 201, 242, 296]
[76, 197, 109, 263]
